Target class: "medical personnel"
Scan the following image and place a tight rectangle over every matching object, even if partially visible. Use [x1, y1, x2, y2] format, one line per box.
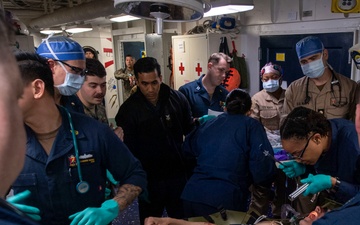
[279, 106, 360, 206]
[250, 62, 294, 217]
[0, 11, 39, 225]
[251, 62, 285, 130]
[179, 53, 231, 118]
[181, 89, 276, 217]
[305, 51, 360, 224]
[283, 36, 356, 120]
[36, 35, 87, 113]
[12, 52, 147, 225]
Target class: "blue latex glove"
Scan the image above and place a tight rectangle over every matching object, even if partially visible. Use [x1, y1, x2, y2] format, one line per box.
[301, 174, 332, 196]
[278, 160, 306, 178]
[105, 187, 111, 199]
[7, 190, 41, 221]
[198, 115, 216, 125]
[106, 170, 119, 186]
[69, 199, 119, 225]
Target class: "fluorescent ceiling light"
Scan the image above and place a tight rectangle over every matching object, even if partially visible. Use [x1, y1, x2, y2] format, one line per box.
[204, 5, 254, 17]
[65, 27, 93, 33]
[110, 15, 140, 22]
[40, 29, 62, 35]
[203, 0, 254, 17]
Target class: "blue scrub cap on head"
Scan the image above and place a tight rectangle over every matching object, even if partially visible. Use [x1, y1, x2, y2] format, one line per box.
[296, 36, 324, 59]
[36, 35, 85, 61]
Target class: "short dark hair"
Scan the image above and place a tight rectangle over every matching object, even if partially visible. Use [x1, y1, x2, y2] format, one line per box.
[133, 57, 161, 79]
[85, 58, 106, 78]
[225, 89, 251, 115]
[280, 106, 331, 140]
[83, 46, 98, 59]
[15, 52, 55, 97]
[125, 54, 134, 59]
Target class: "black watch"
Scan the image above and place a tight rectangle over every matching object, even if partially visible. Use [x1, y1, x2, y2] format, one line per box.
[332, 177, 341, 192]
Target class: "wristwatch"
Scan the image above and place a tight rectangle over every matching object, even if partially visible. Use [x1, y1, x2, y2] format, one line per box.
[332, 177, 341, 192]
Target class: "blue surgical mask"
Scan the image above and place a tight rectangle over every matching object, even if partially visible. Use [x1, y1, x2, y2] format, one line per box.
[263, 79, 280, 93]
[301, 55, 326, 78]
[43, 36, 85, 96]
[55, 62, 85, 96]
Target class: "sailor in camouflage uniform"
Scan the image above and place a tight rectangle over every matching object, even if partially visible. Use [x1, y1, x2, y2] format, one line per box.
[77, 58, 109, 123]
[114, 54, 136, 101]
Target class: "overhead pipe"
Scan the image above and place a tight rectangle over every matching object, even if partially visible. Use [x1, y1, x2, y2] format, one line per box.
[29, 0, 119, 29]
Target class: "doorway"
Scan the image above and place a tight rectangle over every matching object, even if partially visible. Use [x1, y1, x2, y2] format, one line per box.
[117, 41, 145, 104]
[123, 41, 145, 61]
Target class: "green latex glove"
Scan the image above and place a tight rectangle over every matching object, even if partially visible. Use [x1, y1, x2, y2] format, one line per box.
[278, 160, 306, 178]
[198, 115, 216, 125]
[69, 199, 119, 225]
[106, 170, 119, 186]
[7, 190, 41, 221]
[301, 174, 332, 196]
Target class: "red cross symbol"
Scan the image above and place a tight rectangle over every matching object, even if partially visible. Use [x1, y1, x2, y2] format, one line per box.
[195, 63, 202, 76]
[179, 62, 185, 75]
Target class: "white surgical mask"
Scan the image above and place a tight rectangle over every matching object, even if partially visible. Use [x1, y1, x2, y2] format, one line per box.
[301, 54, 326, 78]
[55, 62, 85, 96]
[263, 79, 280, 93]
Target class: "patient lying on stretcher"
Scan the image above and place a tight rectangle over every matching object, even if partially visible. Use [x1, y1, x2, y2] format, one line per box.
[143, 204, 334, 225]
[145, 197, 360, 225]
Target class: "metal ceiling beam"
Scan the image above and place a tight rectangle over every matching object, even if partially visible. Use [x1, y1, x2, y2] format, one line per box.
[29, 0, 118, 29]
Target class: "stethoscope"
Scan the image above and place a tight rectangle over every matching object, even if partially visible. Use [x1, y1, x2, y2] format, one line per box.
[65, 108, 90, 194]
[303, 68, 345, 107]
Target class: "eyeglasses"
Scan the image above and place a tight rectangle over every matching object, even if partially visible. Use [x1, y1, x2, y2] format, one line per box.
[54, 60, 87, 76]
[291, 134, 315, 160]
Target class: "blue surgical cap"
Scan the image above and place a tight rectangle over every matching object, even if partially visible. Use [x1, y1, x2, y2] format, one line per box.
[296, 36, 324, 59]
[36, 36, 85, 61]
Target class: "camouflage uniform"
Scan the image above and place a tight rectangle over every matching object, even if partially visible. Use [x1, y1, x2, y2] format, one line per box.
[83, 103, 109, 125]
[114, 68, 135, 101]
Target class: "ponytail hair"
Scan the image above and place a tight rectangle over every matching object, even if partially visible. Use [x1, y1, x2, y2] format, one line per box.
[225, 88, 252, 115]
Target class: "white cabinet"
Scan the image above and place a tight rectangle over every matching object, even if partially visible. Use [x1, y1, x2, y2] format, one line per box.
[172, 33, 229, 90]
